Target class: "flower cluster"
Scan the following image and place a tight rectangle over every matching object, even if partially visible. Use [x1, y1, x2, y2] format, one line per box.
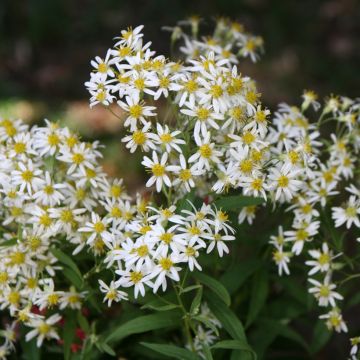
[0, 112, 236, 354]
[85, 20, 271, 203]
[267, 95, 360, 334]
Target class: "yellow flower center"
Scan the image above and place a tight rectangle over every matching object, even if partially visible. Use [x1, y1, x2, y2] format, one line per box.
[137, 245, 149, 257]
[72, 153, 84, 165]
[94, 221, 106, 233]
[240, 159, 253, 173]
[38, 323, 51, 335]
[130, 271, 143, 284]
[251, 178, 263, 191]
[159, 77, 170, 88]
[319, 285, 330, 297]
[14, 142, 26, 154]
[179, 169, 192, 181]
[277, 175, 289, 188]
[129, 104, 143, 119]
[134, 78, 145, 90]
[21, 170, 33, 182]
[185, 246, 196, 256]
[318, 253, 330, 265]
[110, 185, 122, 198]
[210, 85, 223, 98]
[196, 108, 210, 120]
[40, 213, 52, 227]
[160, 133, 173, 143]
[48, 133, 60, 146]
[160, 232, 173, 244]
[296, 229, 309, 241]
[199, 144, 212, 158]
[345, 206, 357, 218]
[60, 209, 74, 223]
[151, 164, 165, 177]
[184, 79, 198, 93]
[242, 132, 255, 144]
[44, 184, 54, 195]
[97, 62, 108, 73]
[105, 290, 117, 300]
[8, 291, 20, 305]
[48, 293, 59, 306]
[159, 257, 173, 271]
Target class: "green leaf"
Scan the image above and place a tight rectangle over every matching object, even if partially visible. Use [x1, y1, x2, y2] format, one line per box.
[246, 270, 268, 327]
[213, 195, 264, 211]
[310, 320, 332, 354]
[64, 313, 77, 360]
[0, 238, 17, 247]
[140, 342, 200, 360]
[95, 342, 116, 356]
[141, 303, 179, 312]
[176, 190, 196, 213]
[190, 286, 203, 315]
[221, 260, 260, 295]
[212, 340, 256, 359]
[206, 294, 246, 342]
[77, 311, 90, 333]
[21, 336, 41, 360]
[179, 284, 202, 295]
[194, 272, 231, 306]
[202, 344, 214, 360]
[51, 248, 83, 279]
[256, 319, 310, 354]
[63, 267, 83, 289]
[105, 313, 180, 344]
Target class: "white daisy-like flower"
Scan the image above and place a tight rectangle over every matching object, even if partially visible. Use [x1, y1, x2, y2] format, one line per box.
[98, 280, 128, 306]
[25, 313, 62, 347]
[142, 151, 172, 192]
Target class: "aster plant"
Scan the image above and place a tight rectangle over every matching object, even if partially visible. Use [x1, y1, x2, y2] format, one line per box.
[0, 17, 359, 360]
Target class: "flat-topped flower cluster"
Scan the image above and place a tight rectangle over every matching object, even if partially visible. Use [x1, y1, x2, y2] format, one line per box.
[0, 115, 236, 355]
[0, 17, 359, 359]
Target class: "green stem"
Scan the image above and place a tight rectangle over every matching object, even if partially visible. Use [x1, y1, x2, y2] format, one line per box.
[172, 282, 195, 352]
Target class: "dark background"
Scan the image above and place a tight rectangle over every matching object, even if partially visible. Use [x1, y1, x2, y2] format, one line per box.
[0, 0, 359, 107]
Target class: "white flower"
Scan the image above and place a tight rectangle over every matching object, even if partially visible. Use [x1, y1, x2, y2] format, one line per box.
[122, 122, 157, 153]
[117, 94, 156, 131]
[153, 123, 185, 154]
[308, 276, 343, 307]
[332, 196, 360, 229]
[269, 165, 302, 202]
[205, 231, 235, 257]
[33, 171, 65, 206]
[188, 132, 222, 171]
[319, 308, 347, 333]
[306, 243, 339, 275]
[79, 212, 112, 245]
[168, 154, 202, 192]
[11, 160, 44, 195]
[90, 49, 115, 80]
[98, 280, 128, 306]
[115, 266, 153, 298]
[142, 151, 172, 192]
[181, 103, 223, 139]
[272, 245, 290, 276]
[25, 313, 62, 347]
[151, 252, 182, 293]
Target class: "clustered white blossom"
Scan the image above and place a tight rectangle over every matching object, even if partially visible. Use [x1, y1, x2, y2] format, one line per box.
[0, 16, 359, 358]
[0, 115, 236, 354]
[266, 94, 360, 337]
[85, 19, 360, 351]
